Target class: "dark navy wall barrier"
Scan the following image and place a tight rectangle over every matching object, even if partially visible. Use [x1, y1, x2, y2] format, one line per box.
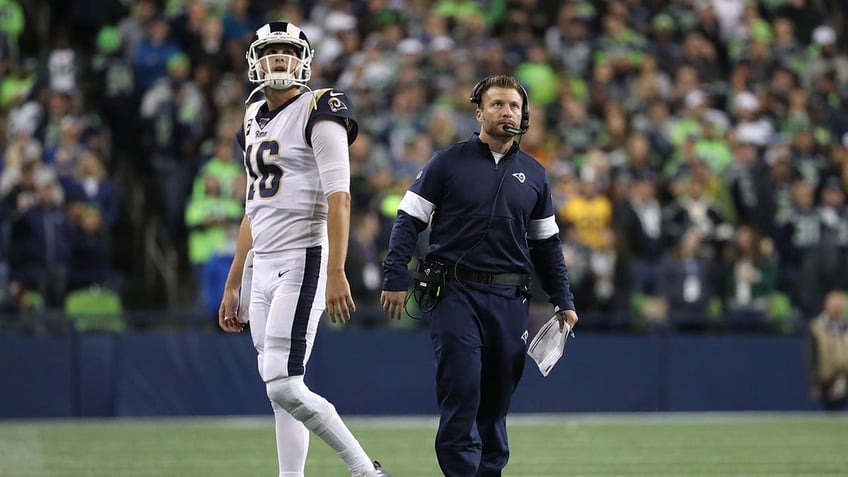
[0, 335, 74, 417]
[512, 334, 666, 413]
[79, 334, 118, 417]
[665, 335, 810, 411]
[0, 330, 817, 418]
[115, 333, 268, 416]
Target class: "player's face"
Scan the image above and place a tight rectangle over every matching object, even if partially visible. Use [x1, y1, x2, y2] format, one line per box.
[477, 86, 523, 138]
[259, 44, 302, 75]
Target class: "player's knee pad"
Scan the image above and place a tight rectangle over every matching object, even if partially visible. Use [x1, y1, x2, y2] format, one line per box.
[266, 376, 335, 424]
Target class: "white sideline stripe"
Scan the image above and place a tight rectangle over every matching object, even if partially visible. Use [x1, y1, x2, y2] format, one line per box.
[6, 412, 846, 429]
[344, 411, 848, 427]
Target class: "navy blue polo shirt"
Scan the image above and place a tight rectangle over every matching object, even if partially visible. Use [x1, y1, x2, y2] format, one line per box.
[383, 134, 575, 311]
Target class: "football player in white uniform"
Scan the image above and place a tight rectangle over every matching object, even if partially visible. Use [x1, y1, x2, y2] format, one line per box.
[217, 21, 390, 477]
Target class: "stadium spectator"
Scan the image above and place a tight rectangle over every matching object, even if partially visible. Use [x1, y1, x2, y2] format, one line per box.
[140, 52, 207, 239]
[802, 25, 848, 92]
[184, 173, 241, 316]
[0, 54, 35, 111]
[0, 279, 45, 332]
[515, 41, 559, 107]
[657, 227, 717, 328]
[663, 174, 733, 261]
[345, 209, 383, 319]
[545, 3, 594, 78]
[46, 28, 77, 95]
[0, 279, 38, 314]
[560, 164, 612, 250]
[0, 0, 23, 64]
[818, 176, 848, 247]
[582, 225, 632, 316]
[6, 165, 69, 307]
[67, 205, 122, 293]
[776, 0, 822, 44]
[131, 15, 184, 94]
[192, 135, 243, 198]
[220, 0, 257, 58]
[64, 151, 119, 227]
[612, 169, 663, 295]
[88, 26, 138, 167]
[732, 91, 774, 148]
[117, 0, 157, 58]
[796, 180, 848, 317]
[804, 290, 848, 411]
[719, 224, 777, 329]
[727, 139, 776, 235]
[43, 115, 85, 182]
[0, 0, 845, 333]
[169, 0, 210, 58]
[774, 179, 822, 300]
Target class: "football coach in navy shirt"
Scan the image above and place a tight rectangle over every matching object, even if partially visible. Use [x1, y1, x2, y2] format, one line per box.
[381, 75, 579, 476]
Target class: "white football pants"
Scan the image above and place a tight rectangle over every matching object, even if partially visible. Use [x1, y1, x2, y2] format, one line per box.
[247, 245, 374, 476]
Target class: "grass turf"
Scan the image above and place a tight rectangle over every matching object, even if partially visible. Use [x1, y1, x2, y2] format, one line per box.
[0, 413, 846, 476]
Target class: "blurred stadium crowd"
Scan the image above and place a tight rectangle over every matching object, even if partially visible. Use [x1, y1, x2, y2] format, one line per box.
[1, 0, 847, 332]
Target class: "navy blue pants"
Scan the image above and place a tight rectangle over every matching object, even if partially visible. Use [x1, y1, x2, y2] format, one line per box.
[430, 279, 530, 477]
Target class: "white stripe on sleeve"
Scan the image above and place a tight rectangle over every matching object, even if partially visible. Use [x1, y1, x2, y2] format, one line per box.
[528, 215, 559, 240]
[398, 191, 435, 223]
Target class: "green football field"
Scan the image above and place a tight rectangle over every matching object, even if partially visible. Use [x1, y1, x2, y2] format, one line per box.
[1, 413, 846, 476]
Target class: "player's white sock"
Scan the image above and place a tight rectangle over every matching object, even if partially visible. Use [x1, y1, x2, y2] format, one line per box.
[267, 376, 374, 473]
[272, 401, 309, 477]
[303, 408, 374, 473]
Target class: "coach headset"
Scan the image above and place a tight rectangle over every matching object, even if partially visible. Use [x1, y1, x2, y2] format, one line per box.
[469, 76, 530, 135]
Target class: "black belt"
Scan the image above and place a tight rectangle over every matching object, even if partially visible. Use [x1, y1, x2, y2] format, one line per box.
[450, 267, 531, 287]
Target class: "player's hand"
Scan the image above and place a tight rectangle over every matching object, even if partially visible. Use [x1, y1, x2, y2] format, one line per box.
[326, 270, 355, 323]
[218, 287, 244, 333]
[556, 308, 579, 333]
[381, 290, 407, 320]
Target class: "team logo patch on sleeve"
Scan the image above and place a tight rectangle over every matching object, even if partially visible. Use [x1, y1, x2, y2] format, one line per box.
[328, 97, 348, 113]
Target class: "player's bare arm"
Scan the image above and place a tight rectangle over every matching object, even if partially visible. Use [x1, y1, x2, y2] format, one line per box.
[326, 191, 355, 323]
[218, 215, 253, 333]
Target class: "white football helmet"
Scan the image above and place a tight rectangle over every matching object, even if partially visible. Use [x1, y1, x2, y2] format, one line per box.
[246, 21, 313, 90]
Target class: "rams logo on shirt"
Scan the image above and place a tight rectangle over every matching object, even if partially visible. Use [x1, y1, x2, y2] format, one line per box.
[328, 97, 348, 113]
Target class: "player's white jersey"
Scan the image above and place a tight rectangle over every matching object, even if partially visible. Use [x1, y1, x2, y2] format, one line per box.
[238, 88, 358, 255]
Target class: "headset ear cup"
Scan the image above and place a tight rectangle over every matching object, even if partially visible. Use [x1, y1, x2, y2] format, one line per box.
[470, 78, 486, 105]
[519, 85, 530, 132]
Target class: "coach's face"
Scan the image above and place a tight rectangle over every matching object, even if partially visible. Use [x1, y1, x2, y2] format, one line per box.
[477, 86, 522, 138]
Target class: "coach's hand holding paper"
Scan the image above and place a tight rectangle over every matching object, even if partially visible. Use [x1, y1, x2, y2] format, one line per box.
[528, 313, 576, 377]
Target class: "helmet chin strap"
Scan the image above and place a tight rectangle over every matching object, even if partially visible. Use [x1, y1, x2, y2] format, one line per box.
[266, 75, 296, 90]
[244, 80, 313, 105]
[244, 69, 297, 104]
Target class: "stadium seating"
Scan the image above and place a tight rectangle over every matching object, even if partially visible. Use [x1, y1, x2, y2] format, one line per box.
[64, 286, 125, 332]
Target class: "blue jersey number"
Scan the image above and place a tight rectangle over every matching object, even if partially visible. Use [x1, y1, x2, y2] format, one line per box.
[244, 141, 284, 200]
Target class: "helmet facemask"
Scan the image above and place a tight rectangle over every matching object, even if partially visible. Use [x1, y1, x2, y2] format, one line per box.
[246, 35, 313, 90]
